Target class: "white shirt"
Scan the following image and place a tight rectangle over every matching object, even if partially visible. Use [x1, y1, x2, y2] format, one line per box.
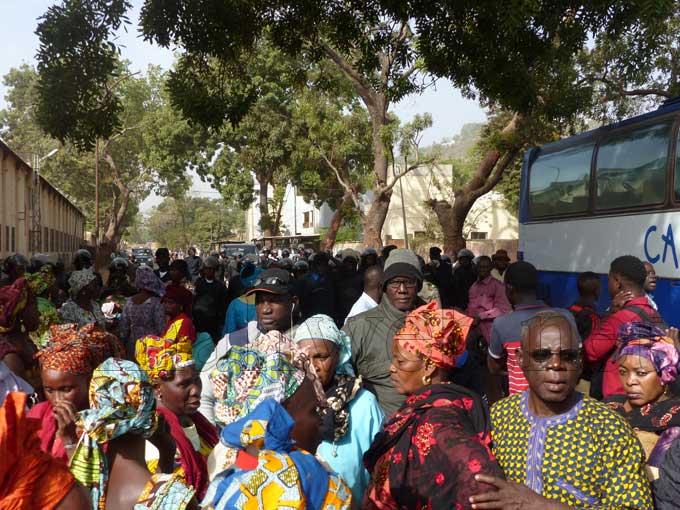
[344, 292, 379, 325]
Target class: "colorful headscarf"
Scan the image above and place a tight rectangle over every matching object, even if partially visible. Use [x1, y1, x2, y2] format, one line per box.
[618, 321, 680, 385]
[294, 314, 354, 376]
[72, 358, 158, 510]
[35, 323, 124, 376]
[26, 265, 55, 296]
[135, 333, 195, 380]
[68, 268, 97, 297]
[395, 301, 473, 369]
[163, 283, 194, 311]
[135, 266, 165, 297]
[210, 346, 306, 427]
[0, 277, 29, 334]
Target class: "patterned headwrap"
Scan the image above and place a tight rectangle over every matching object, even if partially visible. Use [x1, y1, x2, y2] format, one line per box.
[163, 283, 194, 311]
[36, 323, 124, 376]
[618, 321, 680, 385]
[68, 268, 97, 297]
[26, 265, 55, 296]
[394, 301, 473, 370]
[72, 358, 158, 510]
[0, 277, 29, 334]
[135, 327, 195, 381]
[209, 346, 306, 427]
[294, 314, 354, 376]
[135, 266, 164, 297]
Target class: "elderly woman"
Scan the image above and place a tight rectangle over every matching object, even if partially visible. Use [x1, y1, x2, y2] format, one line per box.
[605, 321, 680, 483]
[136, 333, 218, 499]
[119, 266, 167, 357]
[293, 314, 384, 506]
[363, 301, 502, 510]
[60, 268, 105, 328]
[72, 358, 198, 510]
[26, 264, 62, 349]
[28, 323, 123, 463]
[203, 346, 351, 510]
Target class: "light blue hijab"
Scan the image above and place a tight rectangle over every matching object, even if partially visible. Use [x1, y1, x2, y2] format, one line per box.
[293, 314, 354, 376]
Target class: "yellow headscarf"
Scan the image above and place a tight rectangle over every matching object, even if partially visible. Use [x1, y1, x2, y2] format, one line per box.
[135, 320, 194, 380]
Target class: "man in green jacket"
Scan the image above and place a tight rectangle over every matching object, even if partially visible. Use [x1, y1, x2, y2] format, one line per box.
[344, 249, 423, 416]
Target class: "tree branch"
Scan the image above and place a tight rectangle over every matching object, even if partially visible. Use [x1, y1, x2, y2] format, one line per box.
[315, 146, 363, 214]
[383, 157, 437, 194]
[319, 41, 375, 106]
[600, 76, 672, 99]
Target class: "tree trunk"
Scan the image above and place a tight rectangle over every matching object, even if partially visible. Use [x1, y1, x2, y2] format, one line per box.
[95, 151, 130, 272]
[258, 181, 272, 238]
[322, 191, 353, 251]
[362, 107, 391, 248]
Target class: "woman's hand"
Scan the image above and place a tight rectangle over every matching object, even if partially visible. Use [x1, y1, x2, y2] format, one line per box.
[53, 400, 79, 447]
[470, 475, 574, 510]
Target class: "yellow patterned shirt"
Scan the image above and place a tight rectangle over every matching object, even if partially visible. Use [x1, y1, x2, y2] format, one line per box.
[491, 391, 653, 509]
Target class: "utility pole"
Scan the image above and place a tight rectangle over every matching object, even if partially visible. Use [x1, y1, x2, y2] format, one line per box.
[396, 159, 409, 249]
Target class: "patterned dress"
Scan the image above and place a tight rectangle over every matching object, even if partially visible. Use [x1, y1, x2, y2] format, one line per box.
[59, 299, 106, 328]
[135, 472, 195, 510]
[491, 391, 653, 509]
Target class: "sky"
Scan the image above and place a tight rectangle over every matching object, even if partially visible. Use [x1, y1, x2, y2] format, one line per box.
[0, 0, 487, 212]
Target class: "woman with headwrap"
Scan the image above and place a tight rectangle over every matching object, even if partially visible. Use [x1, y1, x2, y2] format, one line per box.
[0, 276, 40, 384]
[363, 301, 502, 510]
[26, 264, 62, 349]
[203, 346, 351, 510]
[293, 314, 384, 506]
[28, 323, 124, 463]
[59, 269, 106, 328]
[605, 321, 680, 484]
[0, 392, 91, 510]
[136, 332, 218, 499]
[162, 284, 197, 344]
[119, 266, 167, 357]
[71, 358, 198, 510]
[168, 259, 195, 294]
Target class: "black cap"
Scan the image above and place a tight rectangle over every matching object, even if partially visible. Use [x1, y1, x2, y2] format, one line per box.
[245, 268, 293, 296]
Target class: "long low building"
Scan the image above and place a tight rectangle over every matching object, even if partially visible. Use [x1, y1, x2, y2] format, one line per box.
[0, 139, 85, 261]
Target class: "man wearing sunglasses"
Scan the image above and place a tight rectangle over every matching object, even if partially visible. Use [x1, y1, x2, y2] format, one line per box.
[470, 311, 652, 510]
[199, 268, 299, 424]
[344, 248, 424, 416]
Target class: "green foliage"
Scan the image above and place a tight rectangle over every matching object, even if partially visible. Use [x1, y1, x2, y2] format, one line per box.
[318, 207, 363, 243]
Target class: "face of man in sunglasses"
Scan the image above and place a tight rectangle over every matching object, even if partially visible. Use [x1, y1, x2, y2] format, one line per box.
[518, 316, 582, 405]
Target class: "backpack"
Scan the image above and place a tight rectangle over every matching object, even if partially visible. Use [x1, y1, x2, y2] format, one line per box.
[568, 304, 601, 339]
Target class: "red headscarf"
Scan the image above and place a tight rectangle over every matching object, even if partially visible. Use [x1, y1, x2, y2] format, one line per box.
[395, 301, 473, 369]
[0, 278, 29, 334]
[163, 283, 194, 312]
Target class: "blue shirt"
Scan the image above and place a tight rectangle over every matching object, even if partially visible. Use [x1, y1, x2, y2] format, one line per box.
[223, 295, 257, 335]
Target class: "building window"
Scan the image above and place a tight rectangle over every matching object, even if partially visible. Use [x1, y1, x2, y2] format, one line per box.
[5, 226, 8, 252]
[470, 231, 488, 240]
[11, 227, 15, 252]
[303, 211, 313, 228]
[44, 227, 49, 252]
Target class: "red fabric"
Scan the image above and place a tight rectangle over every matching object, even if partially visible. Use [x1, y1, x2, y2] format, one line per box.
[163, 313, 197, 344]
[584, 297, 661, 397]
[26, 401, 68, 463]
[163, 284, 194, 311]
[0, 278, 28, 334]
[157, 407, 218, 499]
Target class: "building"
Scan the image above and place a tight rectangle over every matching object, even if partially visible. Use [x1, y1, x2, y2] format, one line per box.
[0, 139, 86, 260]
[245, 164, 518, 253]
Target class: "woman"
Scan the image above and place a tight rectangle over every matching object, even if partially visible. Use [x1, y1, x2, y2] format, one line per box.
[293, 314, 384, 506]
[136, 333, 218, 499]
[605, 321, 680, 481]
[0, 276, 40, 383]
[364, 301, 502, 510]
[72, 358, 198, 510]
[162, 284, 196, 344]
[168, 259, 195, 294]
[28, 323, 124, 463]
[119, 266, 167, 357]
[60, 269, 106, 328]
[27, 264, 62, 349]
[102, 258, 137, 299]
[203, 347, 351, 510]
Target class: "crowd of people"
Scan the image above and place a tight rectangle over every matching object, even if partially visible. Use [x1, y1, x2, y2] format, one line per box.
[0, 242, 679, 509]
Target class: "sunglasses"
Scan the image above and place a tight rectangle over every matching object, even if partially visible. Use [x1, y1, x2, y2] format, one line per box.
[527, 348, 580, 365]
[387, 279, 418, 290]
[252, 276, 288, 287]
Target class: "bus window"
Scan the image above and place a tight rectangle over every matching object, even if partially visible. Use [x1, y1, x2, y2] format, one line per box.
[595, 122, 670, 210]
[529, 143, 593, 217]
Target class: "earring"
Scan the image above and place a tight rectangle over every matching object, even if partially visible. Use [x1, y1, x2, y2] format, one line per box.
[422, 374, 431, 386]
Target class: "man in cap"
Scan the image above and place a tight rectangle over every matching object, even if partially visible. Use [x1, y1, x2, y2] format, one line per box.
[192, 255, 229, 343]
[199, 268, 299, 423]
[344, 248, 424, 415]
[491, 249, 511, 282]
[184, 246, 203, 283]
[452, 248, 477, 310]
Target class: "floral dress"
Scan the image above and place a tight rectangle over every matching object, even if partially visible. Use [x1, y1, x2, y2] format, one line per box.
[59, 299, 106, 328]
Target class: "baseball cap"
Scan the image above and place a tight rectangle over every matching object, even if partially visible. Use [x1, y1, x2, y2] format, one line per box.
[245, 268, 293, 296]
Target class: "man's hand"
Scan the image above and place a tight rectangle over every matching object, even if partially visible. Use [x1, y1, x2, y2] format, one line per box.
[610, 290, 634, 312]
[470, 474, 572, 510]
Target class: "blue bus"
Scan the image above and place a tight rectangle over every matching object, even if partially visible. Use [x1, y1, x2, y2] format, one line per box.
[519, 98, 680, 325]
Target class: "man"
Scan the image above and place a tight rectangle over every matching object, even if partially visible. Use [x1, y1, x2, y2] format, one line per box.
[488, 261, 572, 396]
[192, 256, 229, 343]
[467, 255, 511, 343]
[452, 248, 476, 310]
[643, 261, 658, 310]
[344, 248, 423, 416]
[470, 311, 652, 510]
[427, 246, 454, 308]
[199, 268, 299, 423]
[584, 255, 665, 398]
[344, 265, 383, 324]
[298, 251, 337, 322]
[184, 246, 202, 283]
[154, 248, 171, 283]
[491, 249, 511, 282]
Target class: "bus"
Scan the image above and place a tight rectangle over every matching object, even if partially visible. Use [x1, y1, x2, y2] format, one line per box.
[519, 97, 680, 326]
